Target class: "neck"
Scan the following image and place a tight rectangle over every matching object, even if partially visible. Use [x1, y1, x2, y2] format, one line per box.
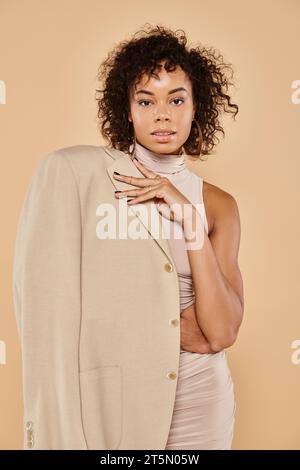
[134, 141, 186, 175]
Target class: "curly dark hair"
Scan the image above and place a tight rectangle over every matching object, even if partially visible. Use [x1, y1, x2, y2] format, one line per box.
[95, 23, 239, 160]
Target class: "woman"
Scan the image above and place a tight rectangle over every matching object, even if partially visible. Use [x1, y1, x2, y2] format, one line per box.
[13, 24, 244, 450]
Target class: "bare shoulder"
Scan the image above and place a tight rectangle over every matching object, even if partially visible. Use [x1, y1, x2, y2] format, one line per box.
[202, 179, 244, 313]
[202, 180, 240, 236]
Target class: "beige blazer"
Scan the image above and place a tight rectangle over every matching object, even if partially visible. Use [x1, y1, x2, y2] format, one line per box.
[12, 144, 183, 450]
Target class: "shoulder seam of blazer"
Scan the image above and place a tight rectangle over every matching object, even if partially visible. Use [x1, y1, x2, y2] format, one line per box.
[102, 145, 129, 160]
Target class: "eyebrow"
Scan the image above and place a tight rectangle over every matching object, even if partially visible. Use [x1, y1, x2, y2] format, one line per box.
[135, 87, 188, 96]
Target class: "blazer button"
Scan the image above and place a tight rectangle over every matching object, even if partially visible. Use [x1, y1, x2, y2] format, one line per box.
[26, 421, 33, 430]
[164, 262, 173, 272]
[167, 371, 177, 380]
[169, 318, 179, 327]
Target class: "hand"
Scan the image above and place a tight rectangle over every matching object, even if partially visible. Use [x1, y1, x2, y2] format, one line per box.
[180, 304, 216, 354]
[113, 158, 195, 225]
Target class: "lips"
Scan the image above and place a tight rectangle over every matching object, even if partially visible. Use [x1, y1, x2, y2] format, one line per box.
[151, 131, 176, 135]
[151, 132, 176, 142]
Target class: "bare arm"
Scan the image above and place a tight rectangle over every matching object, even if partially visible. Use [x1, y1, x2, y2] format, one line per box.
[180, 303, 217, 354]
[182, 191, 244, 352]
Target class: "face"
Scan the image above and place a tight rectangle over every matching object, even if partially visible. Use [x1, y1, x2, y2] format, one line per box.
[128, 62, 195, 155]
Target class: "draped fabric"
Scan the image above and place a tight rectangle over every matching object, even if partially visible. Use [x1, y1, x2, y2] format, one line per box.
[135, 141, 236, 450]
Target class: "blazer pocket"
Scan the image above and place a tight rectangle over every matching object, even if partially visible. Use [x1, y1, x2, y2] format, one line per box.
[80, 365, 123, 450]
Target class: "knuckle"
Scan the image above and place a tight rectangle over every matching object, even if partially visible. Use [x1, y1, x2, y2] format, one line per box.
[161, 177, 169, 184]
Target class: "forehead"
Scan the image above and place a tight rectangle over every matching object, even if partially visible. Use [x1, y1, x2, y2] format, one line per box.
[133, 64, 192, 93]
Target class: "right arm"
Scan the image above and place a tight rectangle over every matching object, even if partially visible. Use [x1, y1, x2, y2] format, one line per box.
[180, 304, 219, 354]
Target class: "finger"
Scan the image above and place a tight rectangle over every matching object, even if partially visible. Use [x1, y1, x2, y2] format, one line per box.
[132, 158, 159, 179]
[115, 185, 159, 198]
[127, 186, 164, 205]
[114, 172, 165, 188]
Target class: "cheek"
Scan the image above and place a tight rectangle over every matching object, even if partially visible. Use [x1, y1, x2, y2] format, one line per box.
[131, 112, 152, 136]
[131, 108, 146, 126]
[175, 109, 193, 125]
[185, 115, 194, 128]
[177, 117, 193, 138]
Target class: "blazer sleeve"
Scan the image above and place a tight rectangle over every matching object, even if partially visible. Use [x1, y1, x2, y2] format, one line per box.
[12, 151, 88, 450]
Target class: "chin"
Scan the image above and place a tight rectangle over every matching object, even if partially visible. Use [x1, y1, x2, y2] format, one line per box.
[150, 142, 183, 155]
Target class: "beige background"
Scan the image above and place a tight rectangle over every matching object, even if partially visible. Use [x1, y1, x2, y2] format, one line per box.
[1, 0, 300, 449]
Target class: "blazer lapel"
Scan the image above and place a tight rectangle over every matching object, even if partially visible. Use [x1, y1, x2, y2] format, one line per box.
[104, 146, 175, 264]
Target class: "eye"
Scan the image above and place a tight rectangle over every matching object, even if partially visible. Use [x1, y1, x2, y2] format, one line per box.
[172, 98, 185, 105]
[138, 100, 152, 107]
[137, 97, 185, 107]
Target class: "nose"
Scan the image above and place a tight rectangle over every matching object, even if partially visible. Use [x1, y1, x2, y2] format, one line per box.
[153, 104, 171, 122]
[154, 114, 171, 122]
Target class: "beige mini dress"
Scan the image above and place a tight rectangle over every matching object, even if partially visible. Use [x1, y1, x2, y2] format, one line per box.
[135, 141, 236, 450]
